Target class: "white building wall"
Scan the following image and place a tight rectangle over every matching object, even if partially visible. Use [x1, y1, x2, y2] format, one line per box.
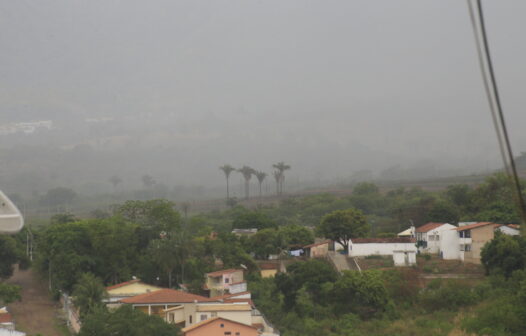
[393, 251, 416, 266]
[440, 229, 460, 260]
[421, 224, 457, 254]
[349, 242, 416, 257]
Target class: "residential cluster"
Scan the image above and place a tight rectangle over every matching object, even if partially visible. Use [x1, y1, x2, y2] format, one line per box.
[65, 269, 278, 336]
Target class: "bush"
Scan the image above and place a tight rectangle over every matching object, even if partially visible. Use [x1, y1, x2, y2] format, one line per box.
[419, 280, 479, 312]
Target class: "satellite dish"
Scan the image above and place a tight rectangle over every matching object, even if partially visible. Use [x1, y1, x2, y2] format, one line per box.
[0, 190, 24, 234]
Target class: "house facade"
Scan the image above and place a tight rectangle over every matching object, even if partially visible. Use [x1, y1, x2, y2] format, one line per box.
[205, 269, 245, 297]
[455, 222, 498, 264]
[303, 241, 330, 258]
[181, 317, 258, 336]
[348, 237, 417, 266]
[415, 222, 457, 254]
[105, 279, 162, 306]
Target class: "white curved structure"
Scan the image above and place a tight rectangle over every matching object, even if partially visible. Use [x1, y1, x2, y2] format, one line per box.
[0, 190, 24, 234]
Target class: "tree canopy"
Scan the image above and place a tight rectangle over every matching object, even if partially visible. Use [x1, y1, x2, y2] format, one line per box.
[316, 208, 368, 251]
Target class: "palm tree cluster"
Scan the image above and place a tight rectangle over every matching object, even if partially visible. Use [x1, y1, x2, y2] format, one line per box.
[219, 162, 291, 202]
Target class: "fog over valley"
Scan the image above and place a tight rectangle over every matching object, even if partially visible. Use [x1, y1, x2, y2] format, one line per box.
[2, 0, 526, 199]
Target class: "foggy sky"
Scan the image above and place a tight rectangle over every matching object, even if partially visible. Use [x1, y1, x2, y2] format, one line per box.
[1, 0, 526, 191]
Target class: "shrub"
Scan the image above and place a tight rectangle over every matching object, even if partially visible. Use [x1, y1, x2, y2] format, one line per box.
[419, 280, 479, 312]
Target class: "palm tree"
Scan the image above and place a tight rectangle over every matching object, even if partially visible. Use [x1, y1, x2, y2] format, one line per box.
[254, 171, 267, 199]
[219, 165, 236, 201]
[272, 162, 291, 195]
[109, 175, 122, 192]
[273, 170, 281, 196]
[237, 166, 255, 200]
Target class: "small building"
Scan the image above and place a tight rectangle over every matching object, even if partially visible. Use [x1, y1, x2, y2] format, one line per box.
[181, 317, 258, 336]
[205, 269, 245, 297]
[348, 237, 417, 266]
[0, 307, 14, 331]
[497, 224, 520, 236]
[397, 226, 415, 238]
[415, 222, 457, 254]
[231, 228, 258, 237]
[105, 279, 163, 306]
[455, 222, 500, 264]
[120, 288, 217, 321]
[258, 263, 279, 278]
[303, 241, 330, 258]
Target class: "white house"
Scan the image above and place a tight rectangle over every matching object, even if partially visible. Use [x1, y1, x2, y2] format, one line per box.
[348, 237, 417, 266]
[415, 222, 457, 254]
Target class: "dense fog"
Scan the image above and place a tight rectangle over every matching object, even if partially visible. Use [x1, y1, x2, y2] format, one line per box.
[1, 0, 526, 199]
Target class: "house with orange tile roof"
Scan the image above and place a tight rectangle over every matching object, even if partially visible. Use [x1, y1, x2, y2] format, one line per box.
[181, 317, 258, 336]
[0, 307, 14, 331]
[104, 279, 162, 306]
[415, 222, 457, 254]
[303, 240, 330, 258]
[205, 269, 245, 297]
[454, 222, 501, 264]
[120, 288, 218, 323]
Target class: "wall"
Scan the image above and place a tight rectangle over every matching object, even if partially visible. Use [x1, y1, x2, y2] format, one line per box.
[184, 319, 258, 336]
[311, 243, 329, 257]
[260, 269, 277, 278]
[393, 251, 416, 266]
[467, 225, 494, 264]
[440, 229, 460, 260]
[349, 243, 416, 257]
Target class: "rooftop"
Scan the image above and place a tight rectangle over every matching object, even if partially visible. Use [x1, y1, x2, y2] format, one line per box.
[196, 304, 252, 312]
[303, 240, 330, 249]
[206, 269, 243, 277]
[454, 222, 497, 231]
[120, 289, 216, 304]
[415, 222, 445, 233]
[181, 317, 255, 333]
[0, 312, 12, 324]
[106, 279, 141, 291]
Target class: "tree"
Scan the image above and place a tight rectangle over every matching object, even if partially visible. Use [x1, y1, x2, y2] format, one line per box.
[254, 171, 267, 200]
[73, 273, 107, 319]
[141, 175, 156, 188]
[316, 208, 369, 252]
[0, 283, 21, 305]
[272, 171, 281, 196]
[219, 165, 236, 202]
[352, 182, 379, 196]
[247, 229, 285, 260]
[426, 201, 460, 224]
[232, 211, 277, 230]
[109, 175, 123, 191]
[278, 225, 314, 249]
[237, 166, 255, 200]
[0, 235, 19, 279]
[481, 232, 526, 278]
[272, 162, 291, 195]
[79, 305, 180, 336]
[39, 187, 77, 209]
[332, 270, 391, 318]
[147, 236, 180, 288]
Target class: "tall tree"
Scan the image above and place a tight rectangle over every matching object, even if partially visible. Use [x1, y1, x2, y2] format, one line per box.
[141, 174, 156, 188]
[272, 162, 291, 195]
[237, 166, 255, 200]
[255, 171, 267, 199]
[109, 175, 122, 191]
[219, 165, 236, 202]
[273, 171, 281, 196]
[73, 272, 107, 320]
[316, 208, 369, 252]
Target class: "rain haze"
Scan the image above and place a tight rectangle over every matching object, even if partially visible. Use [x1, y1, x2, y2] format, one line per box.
[1, 0, 526, 199]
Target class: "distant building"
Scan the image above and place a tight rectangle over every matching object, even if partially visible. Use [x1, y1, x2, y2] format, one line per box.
[204, 269, 246, 297]
[348, 237, 417, 266]
[181, 317, 258, 336]
[397, 226, 415, 238]
[105, 279, 163, 306]
[0, 307, 14, 331]
[303, 241, 330, 258]
[415, 222, 457, 254]
[231, 228, 258, 237]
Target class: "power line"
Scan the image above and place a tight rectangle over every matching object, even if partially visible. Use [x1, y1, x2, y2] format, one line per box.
[466, 0, 526, 228]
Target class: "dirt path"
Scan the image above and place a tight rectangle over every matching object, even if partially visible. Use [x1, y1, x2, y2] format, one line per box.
[6, 266, 64, 336]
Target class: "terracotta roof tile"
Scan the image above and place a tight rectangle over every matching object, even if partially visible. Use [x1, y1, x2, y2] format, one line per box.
[0, 313, 12, 324]
[415, 222, 445, 233]
[212, 291, 250, 300]
[351, 237, 416, 244]
[182, 317, 256, 333]
[455, 222, 497, 231]
[303, 240, 330, 249]
[120, 289, 216, 304]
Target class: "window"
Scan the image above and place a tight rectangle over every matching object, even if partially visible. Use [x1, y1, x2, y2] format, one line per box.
[436, 235, 440, 241]
[200, 314, 207, 321]
[460, 244, 464, 251]
[224, 333, 232, 335]
[220, 323, 224, 328]
[189, 316, 192, 324]
[465, 230, 471, 238]
[465, 244, 471, 252]
[236, 333, 240, 336]
[225, 278, 230, 284]
[429, 235, 434, 241]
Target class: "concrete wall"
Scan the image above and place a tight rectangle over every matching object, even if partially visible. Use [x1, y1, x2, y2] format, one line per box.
[393, 251, 416, 266]
[349, 242, 416, 257]
[466, 225, 494, 264]
[440, 229, 460, 260]
[310, 243, 329, 257]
